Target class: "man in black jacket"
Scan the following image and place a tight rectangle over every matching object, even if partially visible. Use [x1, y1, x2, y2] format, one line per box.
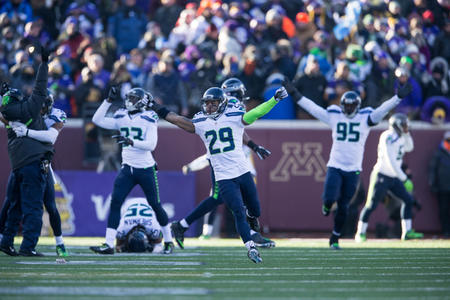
[0, 46, 52, 256]
[429, 131, 450, 238]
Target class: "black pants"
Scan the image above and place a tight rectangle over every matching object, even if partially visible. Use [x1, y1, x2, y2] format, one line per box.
[437, 191, 450, 235]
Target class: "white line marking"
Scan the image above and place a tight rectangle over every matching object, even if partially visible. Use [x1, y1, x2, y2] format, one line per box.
[16, 260, 202, 266]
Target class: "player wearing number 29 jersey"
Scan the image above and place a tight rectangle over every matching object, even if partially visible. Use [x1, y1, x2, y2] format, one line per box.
[151, 86, 288, 263]
[284, 79, 412, 250]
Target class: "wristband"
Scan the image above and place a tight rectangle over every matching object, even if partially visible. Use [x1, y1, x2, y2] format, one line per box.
[153, 103, 170, 119]
[247, 140, 258, 151]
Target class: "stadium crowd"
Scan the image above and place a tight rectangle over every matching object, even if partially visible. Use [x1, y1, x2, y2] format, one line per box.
[0, 0, 449, 123]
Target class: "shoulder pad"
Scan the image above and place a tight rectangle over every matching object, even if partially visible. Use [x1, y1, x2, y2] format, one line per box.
[327, 105, 342, 113]
[113, 108, 128, 119]
[49, 108, 67, 123]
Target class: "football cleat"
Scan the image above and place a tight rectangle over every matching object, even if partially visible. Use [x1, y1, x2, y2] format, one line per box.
[330, 243, 341, 250]
[322, 204, 331, 216]
[198, 234, 211, 240]
[163, 242, 174, 254]
[329, 233, 340, 250]
[246, 210, 260, 232]
[247, 246, 262, 264]
[0, 244, 19, 256]
[402, 229, 424, 240]
[18, 249, 44, 256]
[90, 243, 114, 255]
[251, 233, 276, 248]
[355, 233, 367, 243]
[56, 244, 69, 257]
[171, 221, 187, 249]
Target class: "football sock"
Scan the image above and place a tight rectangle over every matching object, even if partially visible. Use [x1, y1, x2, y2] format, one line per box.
[180, 219, 189, 228]
[401, 219, 412, 234]
[202, 224, 213, 236]
[55, 236, 64, 245]
[161, 225, 173, 242]
[357, 221, 368, 235]
[105, 228, 116, 248]
[245, 240, 256, 250]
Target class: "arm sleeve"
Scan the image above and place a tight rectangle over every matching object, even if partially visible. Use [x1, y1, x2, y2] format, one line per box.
[27, 127, 59, 144]
[92, 100, 117, 130]
[384, 138, 408, 181]
[297, 96, 330, 125]
[132, 124, 157, 151]
[186, 154, 209, 172]
[403, 133, 414, 152]
[26, 63, 49, 117]
[243, 97, 278, 125]
[369, 95, 401, 124]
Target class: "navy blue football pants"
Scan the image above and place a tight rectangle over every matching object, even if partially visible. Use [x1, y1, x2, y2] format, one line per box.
[0, 161, 46, 252]
[217, 172, 260, 243]
[107, 165, 169, 229]
[360, 171, 413, 222]
[322, 167, 360, 235]
[0, 171, 62, 237]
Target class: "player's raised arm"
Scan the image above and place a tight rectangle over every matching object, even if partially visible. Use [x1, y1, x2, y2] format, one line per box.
[242, 87, 288, 125]
[368, 82, 412, 125]
[152, 102, 195, 133]
[92, 87, 119, 130]
[243, 131, 271, 160]
[283, 79, 329, 124]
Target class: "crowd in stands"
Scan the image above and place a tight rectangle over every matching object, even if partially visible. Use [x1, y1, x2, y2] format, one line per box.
[0, 0, 449, 124]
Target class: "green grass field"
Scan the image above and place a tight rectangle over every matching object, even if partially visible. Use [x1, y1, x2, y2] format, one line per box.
[1, 237, 449, 299]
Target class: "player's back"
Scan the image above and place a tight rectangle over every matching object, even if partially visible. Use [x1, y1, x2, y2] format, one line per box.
[326, 105, 373, 172]
[117, 197, 161, 239]
[193, 101, 250, 181]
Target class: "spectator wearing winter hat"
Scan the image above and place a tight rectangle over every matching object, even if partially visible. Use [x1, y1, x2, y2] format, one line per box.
[424, 58, 449, 99]
[294, 12, 316, 54]
[48, 58, 75, 117]
[263, 8, 288, 44]
[153, 0, 183, 39]
[421, 96, 450, 124]
[261, 72, 296, 120]
[58, 16, 89, 60]
[433, 19, 450, 63]
[394, 66, 423, 119]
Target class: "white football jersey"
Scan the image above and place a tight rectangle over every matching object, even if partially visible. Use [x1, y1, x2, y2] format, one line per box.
[325, 105, 373, 172]
[372, 129, 414, 181]
[116, 197, 161, 240]
[193, 101, 251, 181]
[45, 107, 67, 128]
[243, 144, 256, 176]
[113, 109, 158, 168]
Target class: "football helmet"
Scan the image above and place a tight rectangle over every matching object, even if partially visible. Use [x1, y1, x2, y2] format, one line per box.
[221, 78, 249, 102]
[201, 87, 227, 118]
[127, 226, 150, 253]
[125, 88, 153, 112]
[340, 91, 361, 118]
[42, 89, 54, 116]
[389, 113, 409, 136]
[1, 88, 23, 107]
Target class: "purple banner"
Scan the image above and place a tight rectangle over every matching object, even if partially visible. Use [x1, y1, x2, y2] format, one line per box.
[50, 170, 196, 237]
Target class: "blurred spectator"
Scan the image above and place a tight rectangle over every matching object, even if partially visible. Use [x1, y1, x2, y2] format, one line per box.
[107, 0, 147, 55]
[76, 53, 110, 93]
[261, 73, 296, 119]
[58, 16, 88, 60]
[126, 48, 146, 87]
[366, 51, 395, 106]
[394, 66, 422, 119]
[428, 131, 450, 237]
[48, 58, 75, 116]
[263, 8, 288, 43]
[271, 39, 296, 80]
[420, 96, 450, 124]
[74, 66, 103, 114]
[145, 58, 188, 116]
[218, 20, 243, 60]
[167, 7, 196, 50]
[324, 61, 364, 107]
[239, 44, 267, 101]
[0, 0, 33, 30]
[294, 12, 316, 54]
[153, 0, 183, 39]
[424, 57, 450, 99]
[433, 19, 450, 63]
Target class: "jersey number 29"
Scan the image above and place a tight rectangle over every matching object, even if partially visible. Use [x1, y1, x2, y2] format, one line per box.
[205, 127, 235, 155]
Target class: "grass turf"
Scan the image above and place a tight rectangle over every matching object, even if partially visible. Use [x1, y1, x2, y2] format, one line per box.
[0, 237, 449, 299]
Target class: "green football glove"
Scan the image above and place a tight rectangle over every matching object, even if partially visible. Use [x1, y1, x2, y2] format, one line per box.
[404, 179, 414, 193]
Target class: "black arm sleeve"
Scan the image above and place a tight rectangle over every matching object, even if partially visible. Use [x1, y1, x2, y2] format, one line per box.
[25, 63, 48, 117]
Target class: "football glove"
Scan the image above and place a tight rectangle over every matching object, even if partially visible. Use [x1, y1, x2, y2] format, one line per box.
[182, 165, 190, 175]
[112, 135, 133, 146]
[10, 121, 28, 137]
[397, 82, 412, 99]
[41, 45, 50, 62]
[107, 86, 118, 103]
[404, 179, 414, 193]
[247, 140, 271, 160]
[282, 78, 302, 100]
[274, 86, 288, 102]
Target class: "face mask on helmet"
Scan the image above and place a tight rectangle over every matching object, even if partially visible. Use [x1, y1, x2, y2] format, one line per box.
[221, 78, 249, 102]
[201, 87, 227, 118]
[42, 89, 54, 116]
[125, 88, 153, 113]
[389, 113, 409, 136]
[127, 226, 150, 253]
[340, 91, 361, 118]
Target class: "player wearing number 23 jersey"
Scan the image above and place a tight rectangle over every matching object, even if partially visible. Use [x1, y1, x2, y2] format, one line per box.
[90, 87, 174, 255]
[284, 79, 412, 250]
[150, 86, 288, 263]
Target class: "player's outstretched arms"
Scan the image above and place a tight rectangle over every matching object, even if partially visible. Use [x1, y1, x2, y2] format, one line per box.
[242, 86, 287, 125]
[369, 82, 412, 124]
[92, 87, 119, 130]
[10, 121, 60, 144]
[151, 102, 195, 133]
[283, 79, 329, 124]
[244, 132, 271, 160]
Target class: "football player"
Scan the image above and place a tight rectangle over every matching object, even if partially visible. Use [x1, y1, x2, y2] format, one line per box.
[89, 87, 174, 255]
[151, 85, 288, 263]
[0, 89, 69, 257]
[171, 78, 275, 249]
[284, 79, 412, 249]
[115, 197, 163, 253]
[355, 113, 423, 242]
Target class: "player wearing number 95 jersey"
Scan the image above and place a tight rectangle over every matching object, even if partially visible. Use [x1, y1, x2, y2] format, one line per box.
[150, 86, 288, 263]
[283, 79, 412, 250]
[90, 87, 174, 255]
